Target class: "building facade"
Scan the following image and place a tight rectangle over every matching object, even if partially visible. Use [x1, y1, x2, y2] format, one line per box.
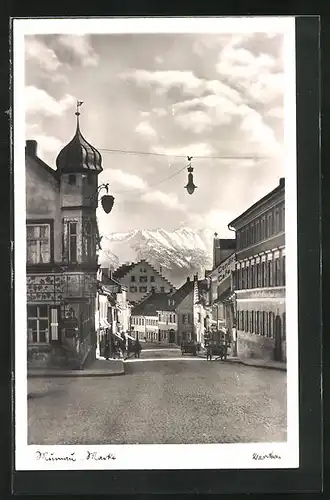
[228, 178, 286, 362]
[26, 112, 103, 369]
[113, 259, 175, 304]
[173, 275, 210, 345]
[130, 292, 176, 343]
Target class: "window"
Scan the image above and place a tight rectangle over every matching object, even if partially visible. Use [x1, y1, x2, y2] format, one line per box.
[69, 222, 77, 263]
[274, 258, 281, 286]
[268, 312, 274, 338]
[261, 311, 266, 336]
[274, 209, 280, 233]
[83, 221, 94, 261]
[151, 286, 156, 293]
[267, 260, 273, 287]
[140, 268, 146, 273]
[198, 312, 201, 323]
[27, 224, 51, 264]
[68, 174, 76, 185]
[245, 311, 248, 332]
[282, 256, 286, 286]
[158, 313, 161, 321]
[251, 311, 254, 333]
[140, 276, 148, 283]
[150, 276, 155, 282]
[27, 305, 49, 343]
[267, 212, 273, 237]
[129, 286, 137, 292]
[257, 263, 262, 288]
[283, 312, 286, 341]
[139, 286, 147, 293]
[160, 286, 165, 293]
[255, 311, 259, 334]
[237, 231, 241, 250]
[260, 218, 265, 240]
[256, 220, 260, 242]
[131, 276, 136, 282]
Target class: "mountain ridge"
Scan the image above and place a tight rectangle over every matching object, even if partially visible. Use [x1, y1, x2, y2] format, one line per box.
[99, 227, 215, 287]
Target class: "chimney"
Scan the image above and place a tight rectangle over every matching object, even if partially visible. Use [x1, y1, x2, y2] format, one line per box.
[193, 274, 198, 282]
[279, 177, 285, 187]
[26, 140, 37, 157]
[186, 277, 191, 282]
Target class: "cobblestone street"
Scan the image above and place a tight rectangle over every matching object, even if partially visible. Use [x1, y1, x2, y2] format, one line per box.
[28, 347, 287, 445]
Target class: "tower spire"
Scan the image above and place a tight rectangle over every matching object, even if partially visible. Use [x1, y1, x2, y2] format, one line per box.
[75, 100, 84, 130]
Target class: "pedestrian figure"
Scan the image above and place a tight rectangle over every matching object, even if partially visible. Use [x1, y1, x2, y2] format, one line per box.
[134, 339, 142, 358]
[206, 343, 213, 361]
[104, 341, 110, 361]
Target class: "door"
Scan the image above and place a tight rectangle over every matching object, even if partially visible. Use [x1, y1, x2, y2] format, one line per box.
[274, 315, 282, 361]
[169, 329, 175, 344]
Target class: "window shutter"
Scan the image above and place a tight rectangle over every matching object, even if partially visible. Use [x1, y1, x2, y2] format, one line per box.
[50, 307, 59, 341]
[62, 219, 69, 263]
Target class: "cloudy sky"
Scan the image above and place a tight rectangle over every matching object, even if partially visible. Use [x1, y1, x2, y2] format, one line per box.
[25, 30, 285, 237]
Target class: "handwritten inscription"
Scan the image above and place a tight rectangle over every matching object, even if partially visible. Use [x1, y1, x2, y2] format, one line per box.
[252, 452, 281, 460]
[36, 450, 116, 462]
[36, 451, 76, 462]
[86, 451, 116, 461]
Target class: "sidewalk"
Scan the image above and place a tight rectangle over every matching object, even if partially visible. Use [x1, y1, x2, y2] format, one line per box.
[229, 357, 286, 371]
[28, 358, 125, 378]
[197, 350, 286, 371]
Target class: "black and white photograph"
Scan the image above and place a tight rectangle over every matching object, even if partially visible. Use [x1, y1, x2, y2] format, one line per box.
[14, 17, 299, 471]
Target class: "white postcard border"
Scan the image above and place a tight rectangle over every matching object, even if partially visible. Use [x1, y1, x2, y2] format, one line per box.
[14, 16, 298, 471]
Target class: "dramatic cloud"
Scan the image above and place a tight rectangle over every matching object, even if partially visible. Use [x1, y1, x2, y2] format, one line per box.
[56, 35, 99, 66]
[25, 86, 75, 116]
[24, 30, 286, 235]
[25, 36, 62, 72]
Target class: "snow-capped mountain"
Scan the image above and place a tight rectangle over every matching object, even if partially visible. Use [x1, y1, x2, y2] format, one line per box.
[99, 227, 214, 287]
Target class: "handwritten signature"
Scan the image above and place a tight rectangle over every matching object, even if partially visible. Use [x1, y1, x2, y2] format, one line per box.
[35, 451, 116, 462]
[252, 452, 281, 460]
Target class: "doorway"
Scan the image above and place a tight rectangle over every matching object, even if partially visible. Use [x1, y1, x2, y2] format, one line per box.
[274, 315, 282, 361]
[169, 329, 175, 344]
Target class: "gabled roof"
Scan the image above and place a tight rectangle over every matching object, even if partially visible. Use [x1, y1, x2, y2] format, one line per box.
[112, 262, 136, 280]
[170, 279, 194, 305]
[26, 150, 59, 181]
[113, 259, 175, 290]
[131, 292, 175, 316]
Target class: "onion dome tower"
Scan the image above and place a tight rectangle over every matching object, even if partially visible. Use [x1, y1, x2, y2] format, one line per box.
[56, 101, 103, 174]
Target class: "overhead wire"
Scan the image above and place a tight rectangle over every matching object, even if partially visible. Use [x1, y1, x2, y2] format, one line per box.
[98, 147, 274, 195]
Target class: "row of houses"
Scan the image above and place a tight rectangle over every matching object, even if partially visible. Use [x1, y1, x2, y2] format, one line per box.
[119, 177, 286, 363]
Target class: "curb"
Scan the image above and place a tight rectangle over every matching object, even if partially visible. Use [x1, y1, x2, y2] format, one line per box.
[227, 358, 287, 372]
[28, 369, 125, 378]
[28, 360, 126, 378]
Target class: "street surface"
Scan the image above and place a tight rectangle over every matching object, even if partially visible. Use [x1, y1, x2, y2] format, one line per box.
[28, 346, 287, 445]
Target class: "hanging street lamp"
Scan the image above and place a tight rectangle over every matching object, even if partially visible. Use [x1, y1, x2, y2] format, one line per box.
[97, 183, 115, 214]
[184, 156, 197, 195]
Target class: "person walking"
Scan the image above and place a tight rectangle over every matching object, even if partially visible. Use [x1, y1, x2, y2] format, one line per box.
[134, 338, 142, 358]
[206, 342, 213, 361]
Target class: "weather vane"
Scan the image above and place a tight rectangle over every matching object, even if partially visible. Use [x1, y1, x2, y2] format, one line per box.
[184, 156, 197, 195]
[75, 100, 84, 116]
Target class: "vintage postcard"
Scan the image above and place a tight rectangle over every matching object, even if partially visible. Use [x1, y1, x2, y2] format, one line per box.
[13, 16, 299, 471]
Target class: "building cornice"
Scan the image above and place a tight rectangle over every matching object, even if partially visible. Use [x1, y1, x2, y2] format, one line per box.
[228, 185, 284, 230]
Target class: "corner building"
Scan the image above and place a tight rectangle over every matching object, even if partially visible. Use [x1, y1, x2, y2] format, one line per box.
[26, 112, 103, 369]
[228, 178, 286, 363]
